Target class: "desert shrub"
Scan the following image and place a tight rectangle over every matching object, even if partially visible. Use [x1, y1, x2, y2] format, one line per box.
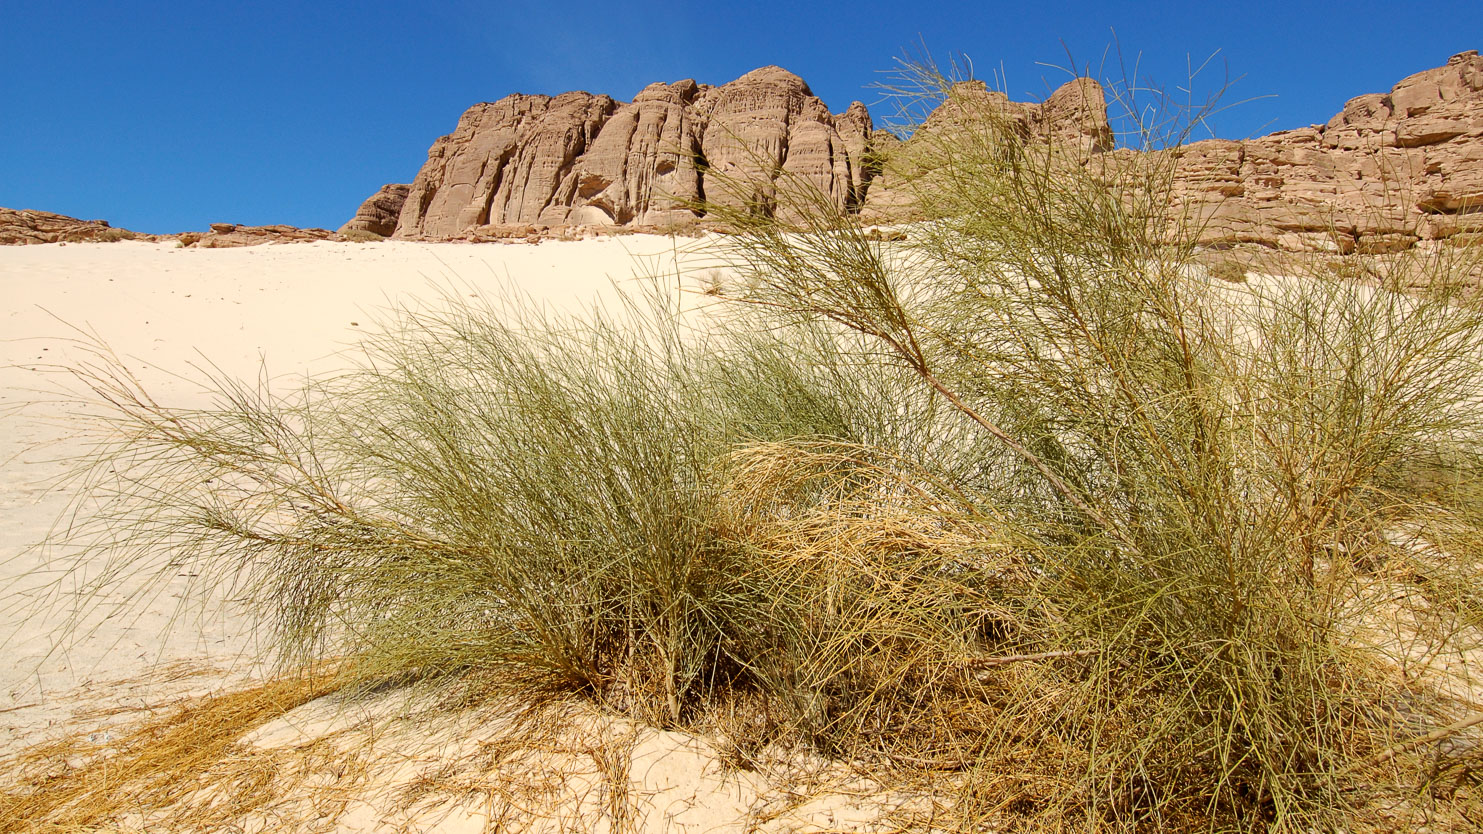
[337, 228, 385, 242]
[44, 284, 949, 724]
[701, 61, 1483, 830]
[95, 227, 136, 242]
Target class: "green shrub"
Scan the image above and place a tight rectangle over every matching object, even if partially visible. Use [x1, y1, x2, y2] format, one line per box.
[47, 286, 946, 720]
[95, 227, 136, 242]
[703, 61, 1483, 829]
[337, 228, 385, 242]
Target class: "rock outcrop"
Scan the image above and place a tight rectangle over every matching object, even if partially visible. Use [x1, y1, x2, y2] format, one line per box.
[379, 67, 883, 239]
[0, 208, 143, 244]
[568, 79, 707, 227]
[1160, 50, 1483, 253]
[393, 92, 621, 238]
[352, 54, 1483, 254]
[176, 223, 339, 248]
[693, 66, 875, 218]
[339, 184, 410, 237]
[0, 209, 354, 248]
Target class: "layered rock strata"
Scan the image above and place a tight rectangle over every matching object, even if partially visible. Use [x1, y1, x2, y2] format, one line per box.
[175, 223, 339, 248]
[0, 211, 347, 248]
[1162, 50, 1483, 253]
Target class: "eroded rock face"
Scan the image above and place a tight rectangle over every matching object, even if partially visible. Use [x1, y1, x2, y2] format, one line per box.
[394, 92, 620, 238]
[695, 66, 874, 218]
[570, 79, 706, 227]
[379, 67, 878, 239]
[339, 184, 410, 237]
[1167, 50, 1483, 252]
[0, 208, 142, 244]
[354, 53, 1483, 254]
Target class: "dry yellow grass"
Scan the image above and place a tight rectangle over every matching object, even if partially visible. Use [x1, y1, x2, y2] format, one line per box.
[0, 670, 349, 832]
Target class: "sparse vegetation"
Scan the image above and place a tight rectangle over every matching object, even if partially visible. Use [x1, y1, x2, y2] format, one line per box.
[1207, 256, 1249, 283]
[94, 227, 136, 242]
[337, 228, 385, 242]
[10, 56, 1483, 832]
[0, 671, 348, 831]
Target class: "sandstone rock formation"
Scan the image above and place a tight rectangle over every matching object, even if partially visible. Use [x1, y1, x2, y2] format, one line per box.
[0, 209, 353, 248]
[378, 67, 883, 240]
[693, 66, 874, 219]
[393, 92, 620, 238]
[351, 54, 1482, 255]
[0, 208, 143, 244]
[1162, 50, 1483, 253]
[569, 79, 707, 227]
[176, 223, 338, 248]
[339, 184, 410, 238]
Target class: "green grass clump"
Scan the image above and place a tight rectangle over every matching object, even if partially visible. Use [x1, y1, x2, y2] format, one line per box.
[21, 57, 1483, 832]
[94, 227, 137, 242]
[46, 285, 946, 723]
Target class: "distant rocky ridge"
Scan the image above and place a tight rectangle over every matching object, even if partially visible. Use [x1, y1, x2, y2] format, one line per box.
[347, 53, 1483, 253]
[6, 54, 1479, 254]
[0, 209, 340, 247]
[0, 208, 141, 244]
[177, 223, 339, 248]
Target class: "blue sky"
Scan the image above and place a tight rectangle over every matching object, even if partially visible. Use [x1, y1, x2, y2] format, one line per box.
[3, 1, 1478, 234]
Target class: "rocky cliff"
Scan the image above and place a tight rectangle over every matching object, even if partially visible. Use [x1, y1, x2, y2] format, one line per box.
[377, 66, 888, 239]
[1161, 49, 1483, 253]
[352, 53, 1482, 253]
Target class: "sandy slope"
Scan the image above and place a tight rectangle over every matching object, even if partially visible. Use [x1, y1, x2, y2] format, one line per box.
[0, 236, 903, 832]
[0, 237, 719, 732]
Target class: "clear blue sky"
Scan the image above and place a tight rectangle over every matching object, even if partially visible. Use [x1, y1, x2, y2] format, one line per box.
[3, 1, 1478, 234]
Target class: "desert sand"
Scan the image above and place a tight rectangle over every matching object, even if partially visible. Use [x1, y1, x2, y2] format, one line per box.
[2, 235, 732, 690]
[0, 237, 895, 825]
[3, 237, 714, 670]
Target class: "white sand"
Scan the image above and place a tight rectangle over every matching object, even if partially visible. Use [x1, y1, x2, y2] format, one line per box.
[0, 236, 897, 832]
[0, 237, 719, 718]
